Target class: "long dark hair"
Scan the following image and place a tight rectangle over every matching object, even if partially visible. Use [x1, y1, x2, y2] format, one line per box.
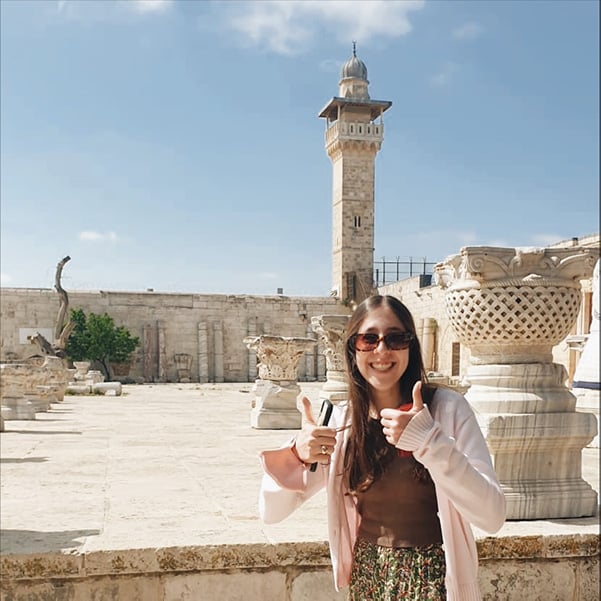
[342, 295, 435, 492]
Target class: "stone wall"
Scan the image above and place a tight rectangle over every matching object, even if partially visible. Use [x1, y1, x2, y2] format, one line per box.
[0, 289, 346, 383]
[0, 536, 598, 601]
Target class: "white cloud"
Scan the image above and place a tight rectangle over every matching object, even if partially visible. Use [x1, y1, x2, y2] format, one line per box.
[79, 231, 118, 242]
[428, 61, 458, 87]
[222, 0, 425, 55]
[452, 21, 483, 41]
[0, 272, 13, 285]
[55, 0, 172, 20]
[131, 0, 173, 14]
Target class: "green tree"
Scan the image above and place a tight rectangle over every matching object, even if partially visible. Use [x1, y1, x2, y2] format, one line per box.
[65, 309, 140, 379]
[65, 309, 90, 362]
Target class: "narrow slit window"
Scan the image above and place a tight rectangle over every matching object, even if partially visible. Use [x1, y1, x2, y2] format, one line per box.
[354, 216, 362, 228]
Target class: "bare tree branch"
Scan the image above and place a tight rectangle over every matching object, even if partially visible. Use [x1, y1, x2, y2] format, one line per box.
[54, 255, 71, 342]
[57, 320, 75, 350]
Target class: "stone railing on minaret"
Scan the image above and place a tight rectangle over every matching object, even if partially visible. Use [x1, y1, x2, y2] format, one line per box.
[311, 315, 350, 403]
[435, 245, 598, 519]
[244, 335, 316, 429]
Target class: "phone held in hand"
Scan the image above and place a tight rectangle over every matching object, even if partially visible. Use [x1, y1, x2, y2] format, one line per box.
[309, 399, 334, 472]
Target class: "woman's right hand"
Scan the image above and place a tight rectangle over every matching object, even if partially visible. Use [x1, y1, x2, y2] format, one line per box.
[293, 396, 337, 466]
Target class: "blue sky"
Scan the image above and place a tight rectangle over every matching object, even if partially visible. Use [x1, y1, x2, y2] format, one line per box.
[1, 0, 598, 296]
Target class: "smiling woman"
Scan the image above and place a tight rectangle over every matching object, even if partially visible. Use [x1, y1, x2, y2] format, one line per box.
[259, 294, 506, 600]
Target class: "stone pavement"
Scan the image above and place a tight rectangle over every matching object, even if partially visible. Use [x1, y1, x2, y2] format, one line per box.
[1, 383, 599, 558]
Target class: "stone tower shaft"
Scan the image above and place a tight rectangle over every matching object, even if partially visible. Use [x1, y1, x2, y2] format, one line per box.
[319, 49, 391, 304]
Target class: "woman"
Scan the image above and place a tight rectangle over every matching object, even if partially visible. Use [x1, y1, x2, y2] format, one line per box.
[259, 295, 505, 600]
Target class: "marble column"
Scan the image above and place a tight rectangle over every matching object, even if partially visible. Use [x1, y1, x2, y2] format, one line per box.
[572, 258, 600, 447]
[157, 320, 167, 383]
[435, 245, 598, 519]
[247, 317, 258, 382]
[244, 335, 316, 429]
[143, 323, 154, 383]
[197, 322, 209, 383]
[304, 324, 317, 381]
[421, 318, 437, 373]
[310, 315, 350, 403]
[213, 322, 224, 383]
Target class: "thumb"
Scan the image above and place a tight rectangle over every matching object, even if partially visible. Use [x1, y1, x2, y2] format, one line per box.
[412, 380, 424, 412]
[300, 396, 317, 425]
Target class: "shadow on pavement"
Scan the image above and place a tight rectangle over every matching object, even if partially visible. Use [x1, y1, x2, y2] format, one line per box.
[0, 529, 101, 554]
[0, 457, 48, 464]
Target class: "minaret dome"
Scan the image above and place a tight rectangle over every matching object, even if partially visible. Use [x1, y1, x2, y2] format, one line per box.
[339, 42, 370, 100]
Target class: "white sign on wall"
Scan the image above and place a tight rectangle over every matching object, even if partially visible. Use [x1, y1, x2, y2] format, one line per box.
[19, 328, 54, 345]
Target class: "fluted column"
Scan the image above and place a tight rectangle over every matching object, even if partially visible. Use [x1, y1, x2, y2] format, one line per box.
[310, 315, 350, 403]
[244, 335, 316, 429]
[436, 245, 598, 519]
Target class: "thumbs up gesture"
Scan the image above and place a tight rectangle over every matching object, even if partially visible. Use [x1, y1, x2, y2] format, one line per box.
[379, 381, 424, 447]
[293, 397, 337, 466]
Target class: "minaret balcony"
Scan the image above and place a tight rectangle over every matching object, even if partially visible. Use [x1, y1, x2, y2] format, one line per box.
[325, 120, 384, 147]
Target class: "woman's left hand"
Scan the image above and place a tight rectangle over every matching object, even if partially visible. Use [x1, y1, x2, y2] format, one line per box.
[380, 381, 424, 446]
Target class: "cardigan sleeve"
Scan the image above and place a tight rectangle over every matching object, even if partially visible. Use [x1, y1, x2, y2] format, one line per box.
[258, 441, 329, 524]
[396, 389, 506, 534]
[258, 403, 349, 525]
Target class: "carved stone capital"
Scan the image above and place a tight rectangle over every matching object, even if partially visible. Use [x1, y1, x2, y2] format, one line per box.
[435, 246, 597, 289]
[435, 246, 599, 363]
[310, 315, 349, 372]
[243, 335, 316, 382]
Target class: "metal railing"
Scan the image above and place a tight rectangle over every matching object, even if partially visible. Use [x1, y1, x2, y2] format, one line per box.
[374, 257, 436, 287]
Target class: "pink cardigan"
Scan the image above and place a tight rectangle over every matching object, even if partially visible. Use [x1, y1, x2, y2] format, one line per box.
[259, 387, 506, 601]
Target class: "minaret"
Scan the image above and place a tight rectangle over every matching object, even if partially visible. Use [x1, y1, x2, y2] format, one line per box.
[319, 44, 391, 305]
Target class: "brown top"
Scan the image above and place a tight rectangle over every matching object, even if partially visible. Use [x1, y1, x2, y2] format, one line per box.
[355, 453, 443, 548]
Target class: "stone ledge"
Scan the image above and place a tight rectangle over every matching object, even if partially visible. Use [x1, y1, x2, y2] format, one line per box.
[477, 533, 600, 560]
[1, 535, 598, 581]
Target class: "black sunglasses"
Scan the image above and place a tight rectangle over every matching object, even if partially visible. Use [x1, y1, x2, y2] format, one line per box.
[350, 332, 415, 352]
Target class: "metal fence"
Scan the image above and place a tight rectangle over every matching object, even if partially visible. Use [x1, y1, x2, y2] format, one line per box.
[374, 257, 437, 287]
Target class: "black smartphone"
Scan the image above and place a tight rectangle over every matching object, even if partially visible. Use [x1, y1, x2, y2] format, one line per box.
[309, 399, 334, 472]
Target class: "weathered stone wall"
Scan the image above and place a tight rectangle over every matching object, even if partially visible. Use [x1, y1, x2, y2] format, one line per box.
[0, 536, 598, 601]
[0, 289, 346, 383]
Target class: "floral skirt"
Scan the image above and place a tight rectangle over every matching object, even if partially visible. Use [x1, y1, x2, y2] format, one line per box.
[348, 538, 446, 601]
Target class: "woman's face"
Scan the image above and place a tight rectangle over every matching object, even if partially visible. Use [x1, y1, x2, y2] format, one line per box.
[354, 304, 410, 405]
